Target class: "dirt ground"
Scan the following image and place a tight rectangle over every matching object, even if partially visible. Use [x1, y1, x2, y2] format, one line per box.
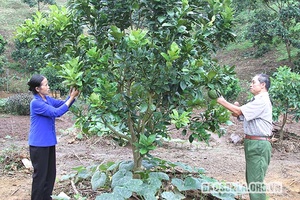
[0, 107, 299, 200]
[0, 50, 300, 200]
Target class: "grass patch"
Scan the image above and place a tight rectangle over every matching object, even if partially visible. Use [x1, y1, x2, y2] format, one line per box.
[0, 0, 68, 42]
[0, 0, 28, 8]
[0, 9, 33, 30]
[275, 43, 300, 62]
[223, 40, 253, 52]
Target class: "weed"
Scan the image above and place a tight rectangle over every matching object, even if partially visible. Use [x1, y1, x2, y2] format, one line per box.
[0, 144, 29, 171]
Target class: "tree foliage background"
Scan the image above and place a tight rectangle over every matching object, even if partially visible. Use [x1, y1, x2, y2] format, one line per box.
[233, 0, 300, 65]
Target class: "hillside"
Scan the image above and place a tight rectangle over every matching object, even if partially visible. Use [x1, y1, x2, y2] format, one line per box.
[216, 48, 290, 81]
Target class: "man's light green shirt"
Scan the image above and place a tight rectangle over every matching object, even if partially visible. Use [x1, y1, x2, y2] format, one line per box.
[240, 92, 273, 136]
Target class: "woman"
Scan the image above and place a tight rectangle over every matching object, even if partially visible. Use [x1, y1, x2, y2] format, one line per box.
[27, 74, 80, 200]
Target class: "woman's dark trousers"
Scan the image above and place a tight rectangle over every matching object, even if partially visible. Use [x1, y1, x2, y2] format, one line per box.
[30, 146, 56, 200]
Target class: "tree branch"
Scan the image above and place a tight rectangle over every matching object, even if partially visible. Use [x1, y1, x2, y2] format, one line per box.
[100, 116, 131, 141]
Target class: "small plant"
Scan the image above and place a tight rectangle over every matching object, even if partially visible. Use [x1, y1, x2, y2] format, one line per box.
[0, 145, 28, 171]
[55, 158, 246, 200]
[5, 93, 32, 115]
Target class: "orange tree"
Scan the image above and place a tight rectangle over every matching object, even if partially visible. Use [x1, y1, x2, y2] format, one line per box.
[269, 66, 300, 141]
[16, 0, 238, 175]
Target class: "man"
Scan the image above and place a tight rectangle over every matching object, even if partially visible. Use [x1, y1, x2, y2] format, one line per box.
[217, 74, 273, 200]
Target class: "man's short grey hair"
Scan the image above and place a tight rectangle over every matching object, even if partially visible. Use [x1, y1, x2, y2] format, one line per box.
[256, 74, 271, 91]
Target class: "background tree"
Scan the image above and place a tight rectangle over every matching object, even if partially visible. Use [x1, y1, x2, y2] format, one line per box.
[15, 0, 238, 175]
[0, 35, 7, 89]
[247, 0, 300, 62]
[11, 40, 46, 73]
[269, 66, 300, 141]
[22, 0, 56, 11]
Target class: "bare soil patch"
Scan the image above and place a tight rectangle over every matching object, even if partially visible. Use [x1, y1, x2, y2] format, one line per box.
[0, 111, 299, 200]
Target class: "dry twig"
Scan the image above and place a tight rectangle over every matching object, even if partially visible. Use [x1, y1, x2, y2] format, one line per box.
[71, 179, 79, 195]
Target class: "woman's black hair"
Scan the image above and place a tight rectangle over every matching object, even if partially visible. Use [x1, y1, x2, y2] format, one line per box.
[27, 74, 45, 94]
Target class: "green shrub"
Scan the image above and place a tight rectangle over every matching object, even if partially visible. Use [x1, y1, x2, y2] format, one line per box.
[5, 93, 32, 115]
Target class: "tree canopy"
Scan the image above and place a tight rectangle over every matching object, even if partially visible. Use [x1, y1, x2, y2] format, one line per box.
[246, 0, 300, 62]
[15, 0, 238, 174]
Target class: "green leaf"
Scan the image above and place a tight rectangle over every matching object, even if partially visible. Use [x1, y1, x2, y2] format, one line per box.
[140, 103, 148, 113]
[180, 81, 187, 91]
[126, 179, 143, 191]
[111, 170, 133, 188]
[172, 177, 201, 191]
[177, 25, 187, 33]
[160, 52, 170, 61]
[162, 22, 174, 27]
[60, 173, 76, 181]
[149, 104, 156, 111]
[77, 168, 91, 179]
[119, 161, 134, 171]
[72, 165, 85, 172]
[95, 193, 124, 200]
[225, 120, 233, 125]
[173, 162, 194, 172]
[139, 134, 147, 144]
[91, 171, 107, 191]
[157, 16, 166, 23]
[149, 172, 169, 181]
[161, 191, 185, 200]
[207, 70, 217, 82]
[109, 25, 124, 41]
[114, 186, 132, 198]
[140, 148, 148, 155]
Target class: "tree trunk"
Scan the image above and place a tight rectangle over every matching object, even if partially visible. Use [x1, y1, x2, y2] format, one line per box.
[132, 143, 143, 179]
[38, 2, 41, 12]
[285, 39, 292, 63]
[279, 113, 288, 142]
[129, 127, 143, 178]
[127, 110, 143, 178]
